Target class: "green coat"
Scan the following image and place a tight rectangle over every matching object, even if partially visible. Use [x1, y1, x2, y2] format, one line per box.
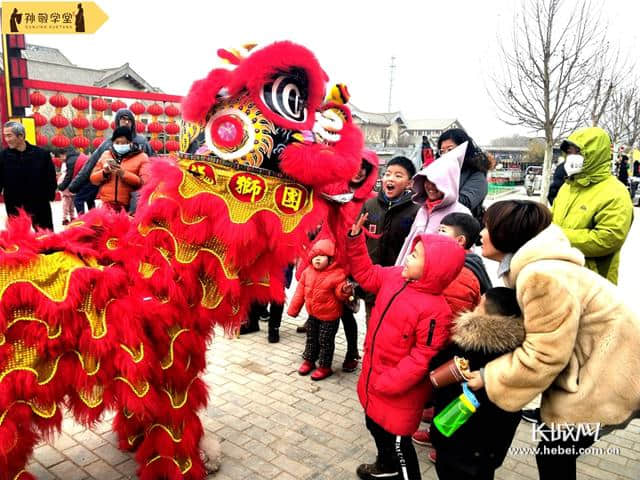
[551, 127, 633, 284]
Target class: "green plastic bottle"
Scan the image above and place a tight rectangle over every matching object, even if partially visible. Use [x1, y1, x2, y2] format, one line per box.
[433, 382, 480, 437]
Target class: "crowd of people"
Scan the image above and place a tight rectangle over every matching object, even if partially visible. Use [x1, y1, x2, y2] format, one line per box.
[1, 118, 639, 480]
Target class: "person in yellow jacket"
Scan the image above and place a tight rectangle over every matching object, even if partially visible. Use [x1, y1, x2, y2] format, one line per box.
[551, 127, 633, 284]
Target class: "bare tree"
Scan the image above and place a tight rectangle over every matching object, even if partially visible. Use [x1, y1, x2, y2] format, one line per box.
[586, 48, 629, 127]
[490, 0, 606, 203]
[603, 86, 640, 148]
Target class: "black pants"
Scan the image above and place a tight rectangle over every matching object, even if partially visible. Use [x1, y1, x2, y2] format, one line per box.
[341, 308, 359, 360]
[268, 302, 283, 330]
[535, 427, 597, 480]
[73, 184, 97, 214]
[366, 416, 421, 480]
[302, 316, 339, 368]
[435, 455, 495, 480]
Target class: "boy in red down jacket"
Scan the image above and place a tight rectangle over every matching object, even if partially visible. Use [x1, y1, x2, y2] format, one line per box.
[347, 214, 465, 480]
[288, 238, 351, 381]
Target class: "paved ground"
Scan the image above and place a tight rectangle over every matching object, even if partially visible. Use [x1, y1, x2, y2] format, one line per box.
[6, 192, 640, 479]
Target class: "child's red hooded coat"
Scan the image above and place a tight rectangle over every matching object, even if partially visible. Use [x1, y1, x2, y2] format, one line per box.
[288, 238, 349, 321]
[347, 232, 465, 435]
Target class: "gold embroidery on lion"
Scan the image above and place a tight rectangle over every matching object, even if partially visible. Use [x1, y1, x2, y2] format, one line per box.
[78, 384, 104, 408]
[0, 341, 62, 385]
[176, 158, 313, 233]
[7, 308, 62, 339]
[0, 251, 87, 302]
[138, 221, 239, 279]
[78, 292, 111, 339]
[199, 275, 223, 309]
[115, 377, 150, 398]
[146, 455, 193, 474]
[161, 327, 189, 370]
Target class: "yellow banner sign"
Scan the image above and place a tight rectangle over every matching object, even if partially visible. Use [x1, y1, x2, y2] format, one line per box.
[2, 2, 107, 34]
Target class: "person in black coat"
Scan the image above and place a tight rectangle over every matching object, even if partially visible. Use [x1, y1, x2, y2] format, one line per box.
[436, 129, 490, 225]
[429, 287, 524, 480]
[1, 122, 57, 230]
[547, 161, 567, 206]
[617, 155, 629, 187]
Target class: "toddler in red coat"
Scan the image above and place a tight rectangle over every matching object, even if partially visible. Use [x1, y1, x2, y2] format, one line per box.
[288, 238, 351, 381]
[347, 214, 465, 480]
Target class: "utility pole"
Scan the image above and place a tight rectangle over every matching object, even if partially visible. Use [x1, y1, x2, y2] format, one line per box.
[387, 56, 396, 112]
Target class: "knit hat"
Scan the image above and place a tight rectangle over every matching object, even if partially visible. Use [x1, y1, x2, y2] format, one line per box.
[112, 126, 133, 142]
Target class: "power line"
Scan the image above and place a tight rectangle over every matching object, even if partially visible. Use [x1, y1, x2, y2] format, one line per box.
[388, 56, 396, 112]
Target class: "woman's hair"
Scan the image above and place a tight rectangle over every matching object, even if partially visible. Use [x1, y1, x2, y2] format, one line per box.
[484, 287, 521, 317]
[484, 200, 552, 253]
[437, 128, 489, 172]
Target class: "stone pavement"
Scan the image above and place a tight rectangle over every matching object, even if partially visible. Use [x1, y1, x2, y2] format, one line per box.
[9, 199, 640, 479]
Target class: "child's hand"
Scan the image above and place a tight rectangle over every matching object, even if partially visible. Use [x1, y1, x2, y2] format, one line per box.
[350, 213, 368, 236]
[466, 371, 484, 391]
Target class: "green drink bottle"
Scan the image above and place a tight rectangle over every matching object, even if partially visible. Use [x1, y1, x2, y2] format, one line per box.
[433, 382, 480, 437]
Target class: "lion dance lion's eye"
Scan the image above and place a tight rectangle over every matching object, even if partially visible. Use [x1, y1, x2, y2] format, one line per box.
[261, 74, 308, 124]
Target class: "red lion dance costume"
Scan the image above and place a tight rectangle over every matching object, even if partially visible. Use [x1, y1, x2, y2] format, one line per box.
[0, 41, 363, 480]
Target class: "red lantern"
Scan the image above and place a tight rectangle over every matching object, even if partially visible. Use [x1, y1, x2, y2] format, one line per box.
[92, 137, 105, 149]
[71, 117, 90, 130]
[51, 134, 70, 148]
[165, 140, 180, 152]
[136, 122, 147, 134]
[72, 136, 90, 150]
[33, 112, 48, 128]
[147, 103, 163, 116]
[147, 121, 163, 134]
[165, 104, 180, 117]
[49, 93, 69, 109]
[150, 138, 164, 152]
[129, 101, 146, 115]
[92, 97, 108, 112]
[50, 114, 69, 129]
[164, 122, 180, 135]
[111, 100, 127, 113]
[30, 91, 47, 109]
[36, 133, 49, 147]
[71, 96, 89, 111]
[110, 121, 116, 130]
[92, 117, 109, 131]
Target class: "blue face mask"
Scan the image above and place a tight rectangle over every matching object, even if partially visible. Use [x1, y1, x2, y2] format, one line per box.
[113, 144, 131, 155]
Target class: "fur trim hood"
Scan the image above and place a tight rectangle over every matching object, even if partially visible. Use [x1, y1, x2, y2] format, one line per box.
[452, 310, 525, 354]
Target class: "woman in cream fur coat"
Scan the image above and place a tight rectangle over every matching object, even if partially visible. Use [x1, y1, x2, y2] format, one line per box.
[466, 200, 640, 480]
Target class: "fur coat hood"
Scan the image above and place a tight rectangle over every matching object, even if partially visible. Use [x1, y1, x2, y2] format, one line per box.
[452, 310, 524, 355]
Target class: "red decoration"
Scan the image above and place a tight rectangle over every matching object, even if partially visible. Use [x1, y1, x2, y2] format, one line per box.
[210, 115, 244, 149]
[92, 97, 108, 112]
[147, 103, 163, 116]
[229, 172, 266, 203]
[36, 133, 49, 147]
[71, 96, 89, 111]
[165, 140, 180, 152]
[50, 114, 69, 129]
[150, 138, 164, 152]
[129, 101, 146, 115]
[92, 137, 104, 149]
[111, 100, 127, 113]
[165, 104, 180, 117]
[72, 136, 90, 150]
[71, 117, 90, 130]
[51, 134, 71, 148]
[136, 122, 146, 134]
[30, 91, 47, 108]
[164, 122, 180, 135]
[147, 122, 163, 134]
[92, 117, 109, 131]
[274, 184, 309, 214]
[33, 112, 48, 127]
[110, 121, 116, 130]
[49, 93, 69, 109]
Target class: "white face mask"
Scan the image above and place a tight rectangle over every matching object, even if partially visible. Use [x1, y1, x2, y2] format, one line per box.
[564, 154, 585, 176]
[113, 143, 131, 155]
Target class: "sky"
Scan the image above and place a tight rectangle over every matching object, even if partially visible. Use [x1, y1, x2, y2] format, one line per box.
[12, 0, 640, 145]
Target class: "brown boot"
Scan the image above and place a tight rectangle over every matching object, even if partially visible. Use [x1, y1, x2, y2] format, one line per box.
[296, 320, 308, 333]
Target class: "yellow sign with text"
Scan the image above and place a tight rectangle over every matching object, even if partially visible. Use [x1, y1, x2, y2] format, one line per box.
[2, 2, 107, 34]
